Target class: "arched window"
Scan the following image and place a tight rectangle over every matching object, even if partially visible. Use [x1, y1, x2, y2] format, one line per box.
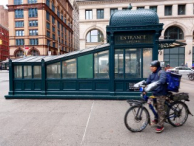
[15, 50, 24, 58]
[164, 26, 184, 40]
[86, 29, 104, 43]
[31, 50, 39, 56]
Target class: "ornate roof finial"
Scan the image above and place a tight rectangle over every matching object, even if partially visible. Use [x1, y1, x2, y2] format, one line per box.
[128, 3, 132, 10]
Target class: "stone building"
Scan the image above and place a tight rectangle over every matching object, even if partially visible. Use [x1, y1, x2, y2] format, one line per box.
[8, 0, 74, 59]
[77, 0, 194, 67]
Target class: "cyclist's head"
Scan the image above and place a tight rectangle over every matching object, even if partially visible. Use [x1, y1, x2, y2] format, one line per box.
[150, 60, 160, 72]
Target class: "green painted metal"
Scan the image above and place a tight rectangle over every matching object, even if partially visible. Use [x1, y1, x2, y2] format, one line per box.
[78, 54, 93, 79]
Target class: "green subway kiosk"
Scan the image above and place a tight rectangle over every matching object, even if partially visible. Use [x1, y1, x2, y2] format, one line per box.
[5, 7, 186, 99]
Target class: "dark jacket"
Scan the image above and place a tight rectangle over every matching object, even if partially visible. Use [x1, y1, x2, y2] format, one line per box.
[146, 67, 167, 96]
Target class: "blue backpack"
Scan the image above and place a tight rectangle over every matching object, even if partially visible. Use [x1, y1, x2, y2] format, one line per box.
[158, 71, 182, 92]
[166, 72, 182, 92]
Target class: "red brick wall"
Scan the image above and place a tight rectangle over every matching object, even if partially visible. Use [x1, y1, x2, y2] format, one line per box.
[0, 25, 9, 61]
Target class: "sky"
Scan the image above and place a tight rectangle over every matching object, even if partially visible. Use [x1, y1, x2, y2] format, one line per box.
[0, 0, 8, 9]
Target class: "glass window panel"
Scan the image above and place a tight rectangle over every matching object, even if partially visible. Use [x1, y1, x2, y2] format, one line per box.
[14, 66, 22, 78]
[115, 49, 124, 79]
[143, 48, 152, 78]
[34, 66, 41, 79]
[47, 62, 61, 79]
[91, 36, 98, 42]
[94, 50, 109, 79]
[165, 5, 172, 16]
[62, 59, 77, 79]
[91, 30, 98, 35]
[24, 66, 32, 79]
[125, 49, 141, 78]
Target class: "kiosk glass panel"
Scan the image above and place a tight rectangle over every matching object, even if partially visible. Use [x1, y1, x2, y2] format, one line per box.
[94, 50, 109, 79]
[47, 62, 61, 79]
[24, 66, 32, 79]
[34, 66, 41, 79]
[143, 48, 152, 78]
[125, 49, 141, 78]
[115, 49, 124, 79]
[63, 59, 77, 78]
[14, 66, 22, 78]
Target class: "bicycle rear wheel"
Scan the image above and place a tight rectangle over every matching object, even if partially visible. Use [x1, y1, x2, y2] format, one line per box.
[167, 101, 188, 127]
[124, 106, 149, 132]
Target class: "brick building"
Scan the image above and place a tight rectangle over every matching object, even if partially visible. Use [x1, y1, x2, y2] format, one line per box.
[8, 0, 74, 59]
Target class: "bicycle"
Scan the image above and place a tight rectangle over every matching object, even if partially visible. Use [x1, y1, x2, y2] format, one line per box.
[124, 81, 193, 132]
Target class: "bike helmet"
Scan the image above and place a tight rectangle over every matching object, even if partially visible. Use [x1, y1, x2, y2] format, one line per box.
[150, 60, 160, 68]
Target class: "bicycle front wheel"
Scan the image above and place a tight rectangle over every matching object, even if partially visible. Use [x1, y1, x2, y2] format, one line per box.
[167, 101, 188, 127]
[124, 106, 149, 132]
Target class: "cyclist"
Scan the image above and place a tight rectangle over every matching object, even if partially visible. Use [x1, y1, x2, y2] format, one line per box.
[145, 60, 167, 133]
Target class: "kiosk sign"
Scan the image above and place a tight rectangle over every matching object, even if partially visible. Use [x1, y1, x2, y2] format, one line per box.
[115, 34, 153, 45]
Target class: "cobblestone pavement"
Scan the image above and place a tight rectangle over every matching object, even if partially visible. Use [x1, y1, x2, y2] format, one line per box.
[0, 72, 194, 146]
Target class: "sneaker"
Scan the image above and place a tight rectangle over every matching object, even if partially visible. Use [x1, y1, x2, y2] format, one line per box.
[151, 120, 158, 126]
[156, 126, 164, 133]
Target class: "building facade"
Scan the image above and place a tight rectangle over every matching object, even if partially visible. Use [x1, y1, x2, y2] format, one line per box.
[8, 0, 74, 59]
[0, 5, 9, 29]
[77, 0, 194, 67]
[0, 24, 9, 61]
[69, 0, 80, 51]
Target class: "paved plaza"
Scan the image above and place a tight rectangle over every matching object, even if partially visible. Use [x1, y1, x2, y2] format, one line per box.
[0, 70, 194, 146]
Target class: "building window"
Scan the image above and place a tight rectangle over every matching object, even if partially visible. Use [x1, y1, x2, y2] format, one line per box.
[53, 34, 55, 40]
[178, 5, 186, 15]
[57, 21, 60, 29]
[30, 39, 39, 45]
[52, 26, 55, 32]
[47, 62, 61, 79]
[62, 59, 77, 78]
[52, 2, 55, 12]
[14, 0, 23, 5]
[46, 0, 50, 7]
[15, 9, 24, 18]
[110, 8, 118, 16]
[47, 31, 50, 38]
[46, 11, 50, 21]
[29, 20, 38, 27]
[52, 16, 55, 24]
[16, 30, 24, 36]
[97, 9, 104, 19]
[29, 8, 38, 17]
[164, 26, 184, 40]
[85, 10, 92, 20]
[53, 42, 55, 48]
[57, 10, 60, 17]
[137, 7, 144, 9]
[61, 15, 63, 21]
[94, 51, 109, 79]
[16, 39, 24, 45]
[28, 0, 37, 4]
[150, 6, 157, 13]
[15, 21, 24, 27]
[29, 29, 38, 36]
[30, 49, 39, 56]
[165, 5, 172, 16]
[164, 47, 185, 67]
[46, 22, 50, 30]
[15, 50, 24, 58]
[86, 29, 104, 43]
